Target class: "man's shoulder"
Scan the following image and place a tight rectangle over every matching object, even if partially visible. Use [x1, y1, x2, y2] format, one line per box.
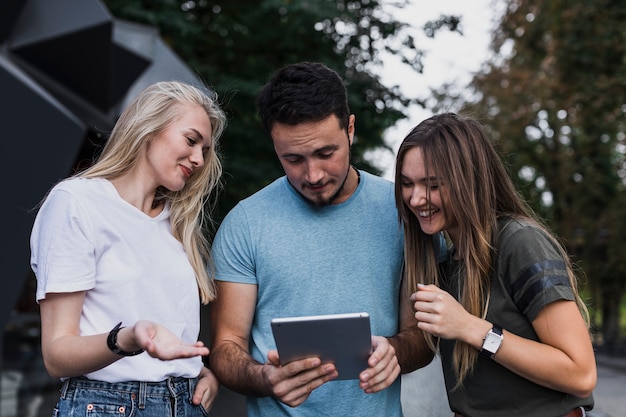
[240, 176, 287, 205]
[360, 170, 394, 190]
[220, 177, 289, 224]
[361, 170, 392, 183]
[359, 171, 395, 202]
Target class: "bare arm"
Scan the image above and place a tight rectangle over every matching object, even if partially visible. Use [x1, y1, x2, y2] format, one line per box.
[40, 291, 117, 378]
[40, 292, 209, 379]
[208, 281, 268, 395]
[208, 281, 337, 406]
[413, 284, 596, 398]
[388, 286, 435, 373]
[491, 300, 596, 398]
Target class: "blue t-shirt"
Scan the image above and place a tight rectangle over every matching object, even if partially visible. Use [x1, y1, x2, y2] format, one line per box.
[212, 171, 405, 417]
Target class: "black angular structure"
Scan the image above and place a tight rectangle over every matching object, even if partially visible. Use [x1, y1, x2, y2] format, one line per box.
[0, 0, 203, 362]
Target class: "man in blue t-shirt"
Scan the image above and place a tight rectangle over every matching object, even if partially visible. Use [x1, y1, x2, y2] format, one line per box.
[209, 62, 437, 417]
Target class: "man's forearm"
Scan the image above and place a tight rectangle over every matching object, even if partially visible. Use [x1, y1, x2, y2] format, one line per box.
[208, 341, 270, 397]
[387, 324, 434, 373]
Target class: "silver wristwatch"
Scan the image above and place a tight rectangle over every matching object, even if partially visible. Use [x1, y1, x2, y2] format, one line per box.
[479, 324, 503, 359]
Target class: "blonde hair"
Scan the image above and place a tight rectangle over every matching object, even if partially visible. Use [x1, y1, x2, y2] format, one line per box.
[394, 113, 588, 386]
[79, 81, 226, 303]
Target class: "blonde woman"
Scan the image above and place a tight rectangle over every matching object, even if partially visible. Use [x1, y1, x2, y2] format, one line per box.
[394, 113, 596, 417]
[30, 81, 226, 416]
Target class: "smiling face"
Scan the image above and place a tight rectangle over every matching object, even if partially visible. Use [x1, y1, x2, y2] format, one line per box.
[399, 146, 459, 244]
[142, 103, 213, 192]
[271, 114, 357, 206]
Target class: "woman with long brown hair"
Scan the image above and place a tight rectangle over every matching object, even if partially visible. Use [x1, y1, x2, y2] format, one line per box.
[395, 113, 596, 417]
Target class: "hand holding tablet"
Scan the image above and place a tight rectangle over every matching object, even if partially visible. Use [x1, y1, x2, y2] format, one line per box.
[270, 312, 372, 380]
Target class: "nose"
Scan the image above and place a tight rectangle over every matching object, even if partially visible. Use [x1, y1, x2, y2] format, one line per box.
[190, 146, 205, 168]
[305, 160, 324, 184]
[408, 185, 427, 207]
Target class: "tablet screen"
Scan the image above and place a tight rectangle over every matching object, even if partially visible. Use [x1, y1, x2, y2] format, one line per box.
[270, 312, 372, 380]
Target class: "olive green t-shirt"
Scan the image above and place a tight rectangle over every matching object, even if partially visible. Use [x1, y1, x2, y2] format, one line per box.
[438, 218, 594, 417]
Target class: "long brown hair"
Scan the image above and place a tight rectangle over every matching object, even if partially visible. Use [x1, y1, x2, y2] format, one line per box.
[394, 113, 588, 385]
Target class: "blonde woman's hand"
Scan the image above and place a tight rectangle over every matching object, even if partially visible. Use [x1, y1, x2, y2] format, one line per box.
[192, 366, 219, 412]
[131, 320, 210, 360]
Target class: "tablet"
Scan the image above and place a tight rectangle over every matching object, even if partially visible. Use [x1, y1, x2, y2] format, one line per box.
[270, 312, 372, 380]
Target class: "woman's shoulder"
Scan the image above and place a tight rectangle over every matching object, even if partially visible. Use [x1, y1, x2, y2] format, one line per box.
[44, 177, 111, 209]
[52, 176, 105, 193]
[496, 216, 560, 258]
[497, 216, 542, 239]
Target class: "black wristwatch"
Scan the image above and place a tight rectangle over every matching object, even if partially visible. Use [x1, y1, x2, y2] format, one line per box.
[479, 324, 503, 359]
[107, 322, 144, 356]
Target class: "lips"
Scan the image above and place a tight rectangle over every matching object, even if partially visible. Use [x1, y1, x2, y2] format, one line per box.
[305, 182, 327, 193]
[418, 208, 440, 218]
[180, 165, 192, 179]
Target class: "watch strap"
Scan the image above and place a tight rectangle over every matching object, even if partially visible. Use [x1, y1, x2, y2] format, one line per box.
[107, 322, 144, 356]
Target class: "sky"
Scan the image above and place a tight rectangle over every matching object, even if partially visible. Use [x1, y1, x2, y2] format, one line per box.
[369, 0, 502, 179]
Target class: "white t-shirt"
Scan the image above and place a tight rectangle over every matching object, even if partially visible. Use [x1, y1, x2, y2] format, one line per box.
[30, 177, 203, 382]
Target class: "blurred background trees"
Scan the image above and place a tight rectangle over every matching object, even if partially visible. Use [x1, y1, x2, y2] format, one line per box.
[440, 0, 626, 347]
[102, 0, 625, 347]
[103, 0, 459, 218]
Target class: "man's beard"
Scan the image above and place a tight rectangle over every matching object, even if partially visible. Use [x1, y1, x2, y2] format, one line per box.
[293, 165, 352, 207]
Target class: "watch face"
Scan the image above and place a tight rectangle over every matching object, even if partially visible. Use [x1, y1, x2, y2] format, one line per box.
[484, 332, 502, 352]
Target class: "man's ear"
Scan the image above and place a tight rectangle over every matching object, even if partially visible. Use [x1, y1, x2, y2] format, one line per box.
[348, 114, 356, 146]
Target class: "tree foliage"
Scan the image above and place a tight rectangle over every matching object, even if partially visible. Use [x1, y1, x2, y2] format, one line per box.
[103, 0, 459, 219]
[447, 0, 626, 345]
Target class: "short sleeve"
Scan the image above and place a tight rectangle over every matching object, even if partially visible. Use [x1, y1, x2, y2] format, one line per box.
[497, 221, 575, 322]
[30, 187, 96, 301]
[211, 204, 258, 285]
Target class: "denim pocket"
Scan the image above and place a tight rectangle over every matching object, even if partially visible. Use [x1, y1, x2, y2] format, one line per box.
[198, 403, 211, 417]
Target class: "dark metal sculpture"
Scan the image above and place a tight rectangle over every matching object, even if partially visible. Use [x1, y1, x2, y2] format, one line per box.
[0, 0, 203, 349]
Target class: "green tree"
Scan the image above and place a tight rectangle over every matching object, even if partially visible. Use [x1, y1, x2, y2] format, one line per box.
[103, 0, 460, 219]
[443, 0, 626, 346]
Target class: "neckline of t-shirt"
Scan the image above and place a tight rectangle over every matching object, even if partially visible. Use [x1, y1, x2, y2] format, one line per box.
[97, 178, 170, 221]
[282, 169, 365, 209]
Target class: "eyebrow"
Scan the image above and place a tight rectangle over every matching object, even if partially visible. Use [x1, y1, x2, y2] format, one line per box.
[188, 128, 204, 140]
[280, 144, 339, 158]
[401, 174, 440, 183]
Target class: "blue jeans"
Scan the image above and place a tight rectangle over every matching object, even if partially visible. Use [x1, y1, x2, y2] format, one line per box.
[53, 376, 210, 416]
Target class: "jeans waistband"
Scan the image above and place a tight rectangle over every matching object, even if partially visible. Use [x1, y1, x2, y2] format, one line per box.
[61, 376, 196, 409]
